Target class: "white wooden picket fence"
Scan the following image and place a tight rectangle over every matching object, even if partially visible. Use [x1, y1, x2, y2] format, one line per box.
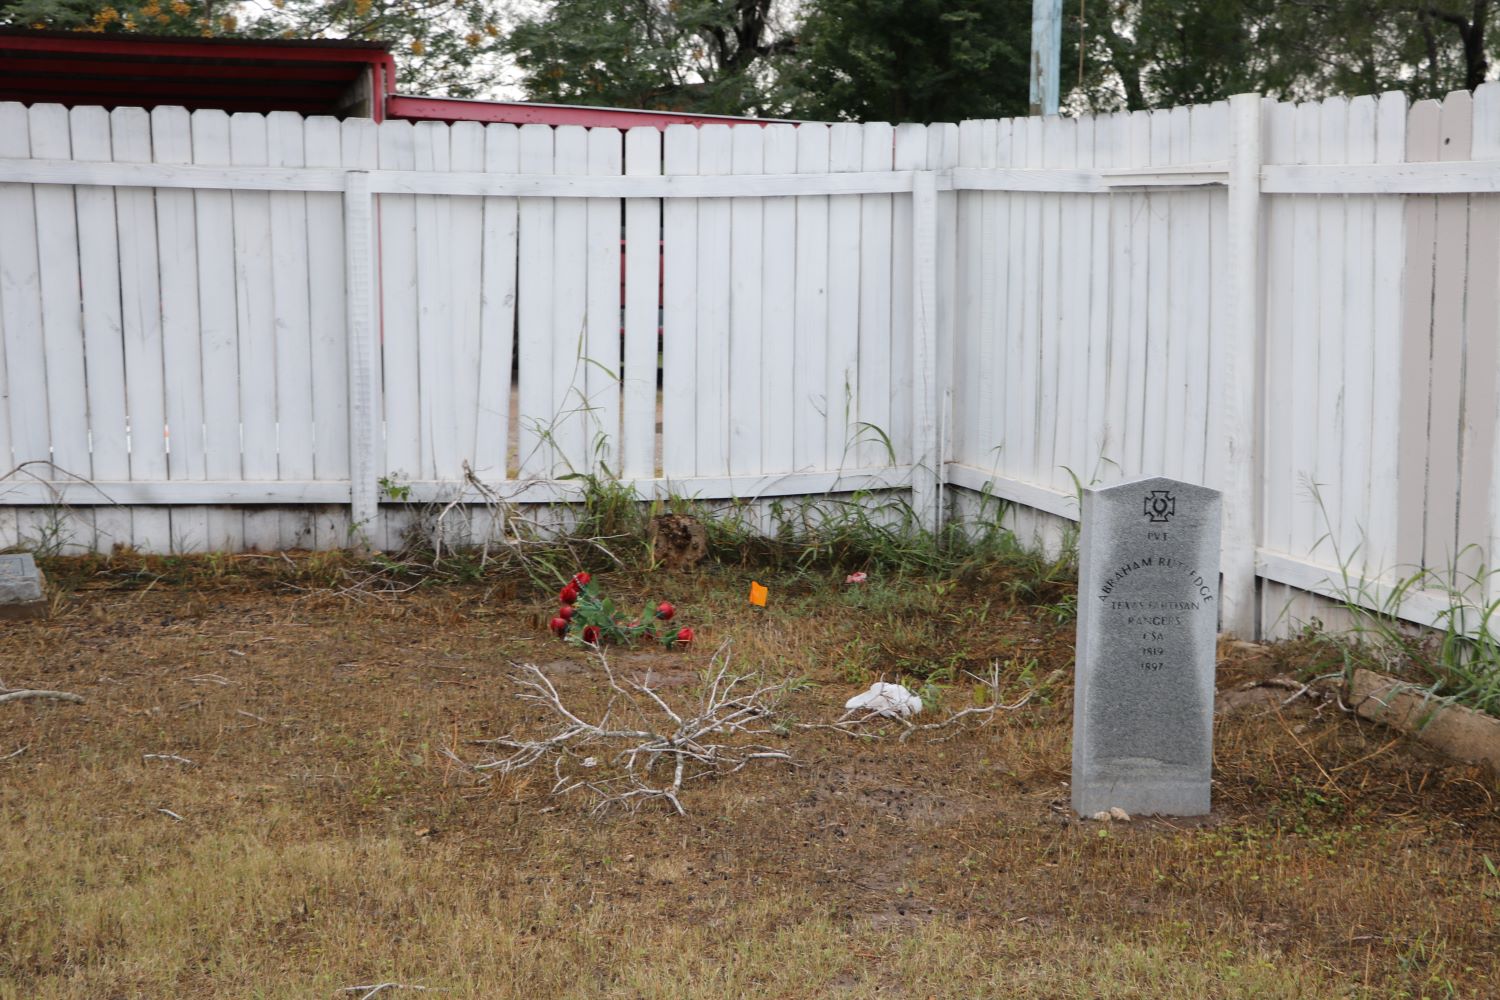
[4, 88, 1500, 638]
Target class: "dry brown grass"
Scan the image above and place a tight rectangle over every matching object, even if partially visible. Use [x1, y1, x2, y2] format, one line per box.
[1, 554, 1497, 998]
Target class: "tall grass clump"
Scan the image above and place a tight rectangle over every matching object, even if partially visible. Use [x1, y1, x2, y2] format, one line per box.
[1304, 487, 1500, 718]
[1318, 552, 1500, 719]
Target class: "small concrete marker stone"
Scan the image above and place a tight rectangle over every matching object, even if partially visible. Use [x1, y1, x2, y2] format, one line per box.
[1072, 476, 1221, 817]
[0, 553, 47, 621]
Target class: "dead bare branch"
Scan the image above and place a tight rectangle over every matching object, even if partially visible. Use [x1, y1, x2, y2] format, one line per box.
[142, 753, 195, 766]
[337, 984, 431, 1000]
[0, 689, 84, 705]
[460, 641, 798, 815]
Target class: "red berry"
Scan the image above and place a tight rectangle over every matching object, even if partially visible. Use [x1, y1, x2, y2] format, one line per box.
[572, 571, 591, 586]
[549, 616, 568, 637]
[582, 625, 601, 645]
[559, 605, 576, 621]
[675, 627, 694, 646]
[560, 583, 580, 604]
[655, 601, 676, 621]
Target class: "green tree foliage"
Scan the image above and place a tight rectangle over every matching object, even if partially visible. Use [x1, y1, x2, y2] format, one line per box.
[785, 0, 1032, 122]
[507, 0, 795, 116]
[1072, 0, 1500, 112]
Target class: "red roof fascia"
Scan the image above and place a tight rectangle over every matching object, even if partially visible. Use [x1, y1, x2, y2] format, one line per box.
[0, 32, 393, 65]
[386, 94, 789, 130]
[11, 55, 362, 82]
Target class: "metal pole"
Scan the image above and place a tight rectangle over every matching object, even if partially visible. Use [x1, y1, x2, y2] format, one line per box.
[1029, 0, 1062, 116]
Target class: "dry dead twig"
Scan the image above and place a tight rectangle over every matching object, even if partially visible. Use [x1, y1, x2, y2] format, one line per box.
[0, 688, 84, 705]
[458, 641, 798, 815]
[336, 984, 431, 1000]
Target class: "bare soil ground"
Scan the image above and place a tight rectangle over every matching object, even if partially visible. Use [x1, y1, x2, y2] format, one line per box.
[2, 557, 1498, 998]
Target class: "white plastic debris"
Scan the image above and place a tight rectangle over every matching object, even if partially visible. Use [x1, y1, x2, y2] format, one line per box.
[844, 681, 923, 719]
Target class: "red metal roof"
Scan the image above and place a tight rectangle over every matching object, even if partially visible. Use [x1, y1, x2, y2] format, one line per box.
[0, 30, 394, 119]
[387, 94, 793, 130]
[0, 30, 785, 129]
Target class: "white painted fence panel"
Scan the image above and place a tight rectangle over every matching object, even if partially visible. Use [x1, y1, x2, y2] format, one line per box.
[7, 96, 1500, 642]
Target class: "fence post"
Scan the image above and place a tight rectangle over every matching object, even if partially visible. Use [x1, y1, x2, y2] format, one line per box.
[911, 169, 942, 534]
[1222, 94, 1263, 637]
[344, 170, 381, 547]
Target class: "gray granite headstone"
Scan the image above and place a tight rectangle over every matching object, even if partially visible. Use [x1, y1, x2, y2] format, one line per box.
[1072, 476, 1221, 817]
[0, 553, 47, 620]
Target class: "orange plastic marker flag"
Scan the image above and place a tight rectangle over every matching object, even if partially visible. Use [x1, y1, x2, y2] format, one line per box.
[748, 580, 768, 607]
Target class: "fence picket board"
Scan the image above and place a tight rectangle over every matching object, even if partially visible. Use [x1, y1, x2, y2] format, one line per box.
[550, 126, 590, 476]
[826, 123, 863, 468]
[587, 127, 623, 475]
[228, 113, 281, 550]
[762, 123, 798, 475]
[1067, 114, 1096, 486]
[729, 126, 765, 477]
[1369, 92, 1408, 576]
[305, 116, 351, 486]
[0, 105, 48, 485]
[449, 121, 487, 479]
[1006, 117, 1040, 542]
[1123, 111, 1151, 477]
[1458, 89, 1498, 583]
[1341, 96, 1378, 575]
[857, 122, 895, 469]
[71, 105, 130, 553]
[793, 123, 831, 474]
[1185, 102, 1223, 486]
[953, 121, 981, 468]
[890, 123, 926, 469]
[266, 111, 316, 548]
[0, 107, 16, 547]
[661, 125, 698, 478]
[1141, 109, 1172, 478]
[622, 127, 659, 479]
[377, 120, 421, 495]
[1163, 105, 1193, 482]
[985, 119, 1012, 475]
[515, 124, 554, 478]
[1425, 91, 1473, 576]
[1288, 101, 1324, 560]
[1037, 114, 1067, 494]
[1103, 114, 1132, 478]
[476, 123, 518, 480]
[111, 107, 171, 552]
[29, 106, 91, 497]
[695, 125, 733, 477]
[411, 122, 454, 481]
[150, 106, 208, 552]
[1261, 100, 1296, 562]
[320, 117, 376, 549]
[929, 121, 959, 489]
[1474, 85, 1500, 604]
[1395, 101, 1443, 571]
[191, 109, 244, 552]
[1314, 97, 1350, 565]
[1087, 113, 1118, 476]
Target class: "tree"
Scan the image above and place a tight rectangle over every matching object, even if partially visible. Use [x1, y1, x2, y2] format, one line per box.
[785, 0, 1033, 122]
[1071, 0, 1500, 112]
[507, 0, 797, 117]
